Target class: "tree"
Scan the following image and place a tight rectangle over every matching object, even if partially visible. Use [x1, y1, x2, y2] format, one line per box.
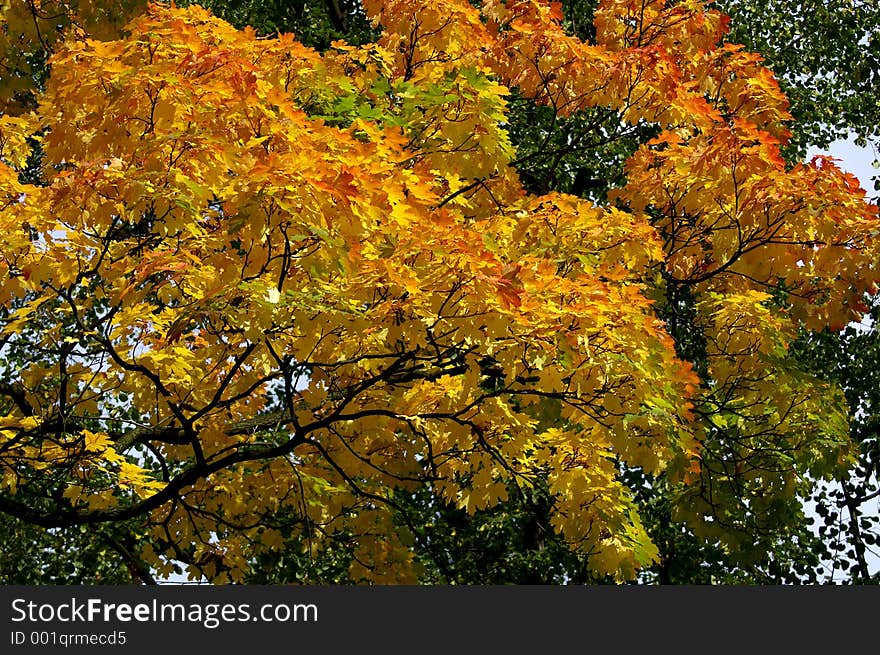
[788, 299, 880, 583]
[708, 0, 880, 584]
[0, 0, 149, 114]
[715, 0, 880, 169]
[0, 0, 877, 584]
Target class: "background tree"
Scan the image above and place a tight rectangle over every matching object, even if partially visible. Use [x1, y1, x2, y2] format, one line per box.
[712, 0, 880, 583]
[717, 0, 880, 172]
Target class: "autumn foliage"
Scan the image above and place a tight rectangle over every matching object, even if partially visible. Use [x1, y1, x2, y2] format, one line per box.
[0, 0, 877, 582]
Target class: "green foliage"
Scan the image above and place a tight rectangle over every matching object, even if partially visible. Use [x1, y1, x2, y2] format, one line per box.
[790, 297, 880, 583]
[186, 0, 377, 48]
[0, 518, 145, 584]
[398, 483, 594, 584]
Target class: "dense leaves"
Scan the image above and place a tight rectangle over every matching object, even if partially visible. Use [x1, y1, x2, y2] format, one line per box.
[717, 0, 880, 165]
[0, 0, 878, 584]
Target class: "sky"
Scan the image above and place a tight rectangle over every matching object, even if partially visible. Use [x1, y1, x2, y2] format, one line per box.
[810, 137, 878, 202]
